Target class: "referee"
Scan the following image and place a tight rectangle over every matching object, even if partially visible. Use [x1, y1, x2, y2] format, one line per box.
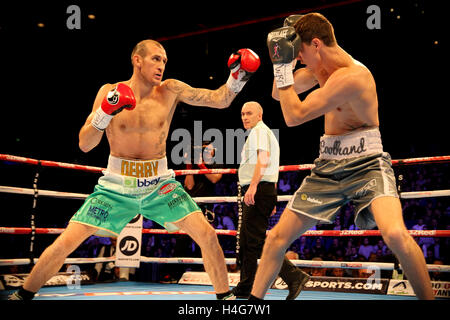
[232, 101, 310, 300]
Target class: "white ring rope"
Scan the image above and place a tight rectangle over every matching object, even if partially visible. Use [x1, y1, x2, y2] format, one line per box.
[1, 185, 449, 202]
[0, 186, 87, 200]
[1, 154, 448, 279]
[0, 256, 448, 272]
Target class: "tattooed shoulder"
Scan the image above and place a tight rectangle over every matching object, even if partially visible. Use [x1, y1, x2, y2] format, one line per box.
[164, 79, 186, 94]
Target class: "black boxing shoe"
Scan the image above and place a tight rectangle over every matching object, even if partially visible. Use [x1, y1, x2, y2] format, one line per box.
[285, 269, 310, 300]
[8, 291, 24, 300]
[231, 287, 250, 299]
[8, 287, 36, 300]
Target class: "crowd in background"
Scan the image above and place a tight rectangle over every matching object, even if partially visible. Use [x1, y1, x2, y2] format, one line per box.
[2, 164, 449, 283]
[73, 164, 449, 282]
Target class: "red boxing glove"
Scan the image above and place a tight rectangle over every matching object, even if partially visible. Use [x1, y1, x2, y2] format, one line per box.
[101, 83, 136, 115]
[91, 83, 136, 131]
[226, 48, 260, 93]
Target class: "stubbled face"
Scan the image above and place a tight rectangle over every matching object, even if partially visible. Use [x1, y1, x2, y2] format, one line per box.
[136, 43, 167, 86]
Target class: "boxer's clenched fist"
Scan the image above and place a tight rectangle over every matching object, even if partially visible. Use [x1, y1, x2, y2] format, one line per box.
[91, 83, 136, 131]
[226, 49, 260, 94]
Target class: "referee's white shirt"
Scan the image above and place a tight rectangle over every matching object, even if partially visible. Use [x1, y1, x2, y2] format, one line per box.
[238, 121, 279, 186]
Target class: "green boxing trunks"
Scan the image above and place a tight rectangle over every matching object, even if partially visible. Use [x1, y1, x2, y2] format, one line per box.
[70, 155, 201, 237]
[287, 128, 399, 230]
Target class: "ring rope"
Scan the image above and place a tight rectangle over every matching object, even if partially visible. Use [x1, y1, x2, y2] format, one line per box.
[1, 227, 449, 237]
[0, 256, 448, 272]
[1, 185, 450, 201]
[1, 153, 449, 175]
[2, 153, 449, 276]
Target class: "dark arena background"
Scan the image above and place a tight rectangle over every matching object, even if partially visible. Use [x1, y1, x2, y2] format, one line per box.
[0, 0, 448, 313]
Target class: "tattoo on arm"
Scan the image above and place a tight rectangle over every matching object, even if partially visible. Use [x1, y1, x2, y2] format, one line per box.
[166, 79, 235, 108]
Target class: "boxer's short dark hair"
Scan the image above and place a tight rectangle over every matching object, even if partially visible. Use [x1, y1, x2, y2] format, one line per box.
[295, 13, 336, 47]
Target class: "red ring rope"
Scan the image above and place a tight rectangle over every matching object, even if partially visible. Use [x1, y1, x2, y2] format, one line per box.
[1, 153, 449, 175]
[1, 227, 449, 237]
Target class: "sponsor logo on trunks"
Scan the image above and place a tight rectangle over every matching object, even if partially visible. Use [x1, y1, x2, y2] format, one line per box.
[124, 177, 161, 188]
[120, 160, 159, 177]
[319, 137, 367, 157]
[300, 193, 323, 204]
[87, 205, 109, 222]
[158, 183, 177, 195]
[90, 198, 113, 210]
[355, 179, 377, 198]
[168, 193, 189, 210]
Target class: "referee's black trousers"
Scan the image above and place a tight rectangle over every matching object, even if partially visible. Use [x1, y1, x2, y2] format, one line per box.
[236, 182, 299, 294]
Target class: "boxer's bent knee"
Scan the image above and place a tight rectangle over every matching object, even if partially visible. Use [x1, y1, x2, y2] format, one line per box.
[381, 227, 412, 254]
[265, 229, 289, 251]
[196, 224, 220, 250]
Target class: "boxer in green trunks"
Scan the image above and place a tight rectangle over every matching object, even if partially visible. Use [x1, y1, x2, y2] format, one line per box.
[10, 40, 260, 300]
[250, 13, 434, 300]
[70, 155, 201, 237]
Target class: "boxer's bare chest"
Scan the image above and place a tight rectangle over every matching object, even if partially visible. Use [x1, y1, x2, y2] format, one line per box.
[106, 89, 177, 159]
[315, 69, 377, 135]
[112, 99, 169, 133]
